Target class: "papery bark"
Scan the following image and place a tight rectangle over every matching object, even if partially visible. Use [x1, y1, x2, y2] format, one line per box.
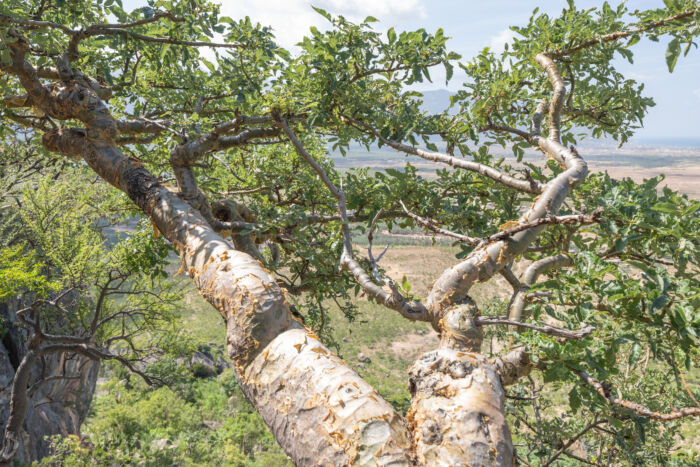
[42, 131, 413, 466]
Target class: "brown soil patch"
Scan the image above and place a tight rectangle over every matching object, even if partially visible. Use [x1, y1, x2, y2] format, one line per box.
[389, 331, 439, 361]
[597, 162, 700, 199]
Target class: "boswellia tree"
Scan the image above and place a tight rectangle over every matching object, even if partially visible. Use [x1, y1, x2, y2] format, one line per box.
[1, 0, 699, 464]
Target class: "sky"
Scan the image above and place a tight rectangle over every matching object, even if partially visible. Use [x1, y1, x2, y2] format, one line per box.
[124, 0, 700, 141]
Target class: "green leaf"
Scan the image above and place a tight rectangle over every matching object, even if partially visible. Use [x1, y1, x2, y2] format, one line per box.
[401, 274, 412, 293]
[387, 27, 396, 44]
[665, 38, 680, 72]
[444, 62, 453, 83]
[569, 387, 582, 413]
[201, 59, 216, 72]
[311, 6, 332, 22]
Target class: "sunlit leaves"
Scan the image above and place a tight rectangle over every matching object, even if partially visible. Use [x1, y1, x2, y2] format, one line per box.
[0, 245, 55, 301]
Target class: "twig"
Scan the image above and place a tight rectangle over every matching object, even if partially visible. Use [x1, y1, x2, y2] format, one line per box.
[399, 200, 479, 245]
[367, 208, 390, 283]
[476, 316, 595, 339]
[542, 418, 601, 466]
[576, 370, 700, 421]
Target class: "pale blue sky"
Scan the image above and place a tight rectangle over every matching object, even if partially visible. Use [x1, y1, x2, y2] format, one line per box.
[123, 0, 700, 140]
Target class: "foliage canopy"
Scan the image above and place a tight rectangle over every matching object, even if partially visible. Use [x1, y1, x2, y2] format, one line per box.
[1, 0, 699, 465]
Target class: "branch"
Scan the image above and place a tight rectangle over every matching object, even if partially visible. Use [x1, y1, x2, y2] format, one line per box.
[27, 374, 82, 397]
[550, 8, 698, 58]
[0, 13, 72, 33]
[477, 316, 595, 339]
[534, 53, 565, 143]
[500, 266, 523, 291]
[168, 122, 280, 221]
[116, 134, 159, 145]
[509, 253, 574, 326]
[366, 208, 391, 283]
[399, 200, 479, 245]
[488, 208, 601, 245]
[276, 115, 430, 322]
[425, 53, 587, 317]
[576, 370, 700, 421]
[170, 122, 280, 168]
[342, 114, 544, 194]
[542, 419, 602, 467]
[492, 347, 533, 386]
[349, 60, 443, 83]
[115, 118, 171, 135]
[1, 12, 244, 63]
[86, 12, 184, 30]
[212, 209, 410, 239]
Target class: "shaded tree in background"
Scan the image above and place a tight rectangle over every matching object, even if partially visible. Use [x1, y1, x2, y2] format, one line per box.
[0, 165, 182, 463]
[1, 0, 699, 464]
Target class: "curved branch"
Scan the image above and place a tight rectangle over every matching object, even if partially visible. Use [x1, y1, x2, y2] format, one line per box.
[425, 56, 587, 321]
[509, 253, 574, 326]
[276, 116, 430, 322]
[492, 347, 533, 386]
[534, 53, 565, 143]
[342, 114, 544, 194]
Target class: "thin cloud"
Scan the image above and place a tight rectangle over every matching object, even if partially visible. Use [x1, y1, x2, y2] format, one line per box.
[318, 0, 426, 19]
[693, 89, 700, 100]
[489, 28, 515, 54]
[221, 1, 425, 50]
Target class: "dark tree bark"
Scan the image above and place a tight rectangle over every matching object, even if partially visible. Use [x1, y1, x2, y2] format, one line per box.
[0, 298, 99, 463]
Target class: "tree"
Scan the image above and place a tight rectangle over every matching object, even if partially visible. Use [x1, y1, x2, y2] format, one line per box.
[1, 0, 699, 465]
[0, 166, 182, 463]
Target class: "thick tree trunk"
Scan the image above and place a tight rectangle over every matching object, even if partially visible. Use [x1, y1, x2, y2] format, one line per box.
[0, 298, 99, 463]
[408, 349, 512, 466]
[406, 303, 515, 466]
[21, 48, 570, 463]
[36, 93, 527, 466]
[43, 132, 414, 466]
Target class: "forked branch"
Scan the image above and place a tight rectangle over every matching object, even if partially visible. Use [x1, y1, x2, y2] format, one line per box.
[509, 253, 575, 324]
[276, 115, 430, 322]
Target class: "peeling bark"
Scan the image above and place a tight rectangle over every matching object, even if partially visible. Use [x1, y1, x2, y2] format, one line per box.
[5, 29, 596, 464]
[42, 131, 414, 466]
[407, 350, 513, 466]
[425, 148, 586, 315]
